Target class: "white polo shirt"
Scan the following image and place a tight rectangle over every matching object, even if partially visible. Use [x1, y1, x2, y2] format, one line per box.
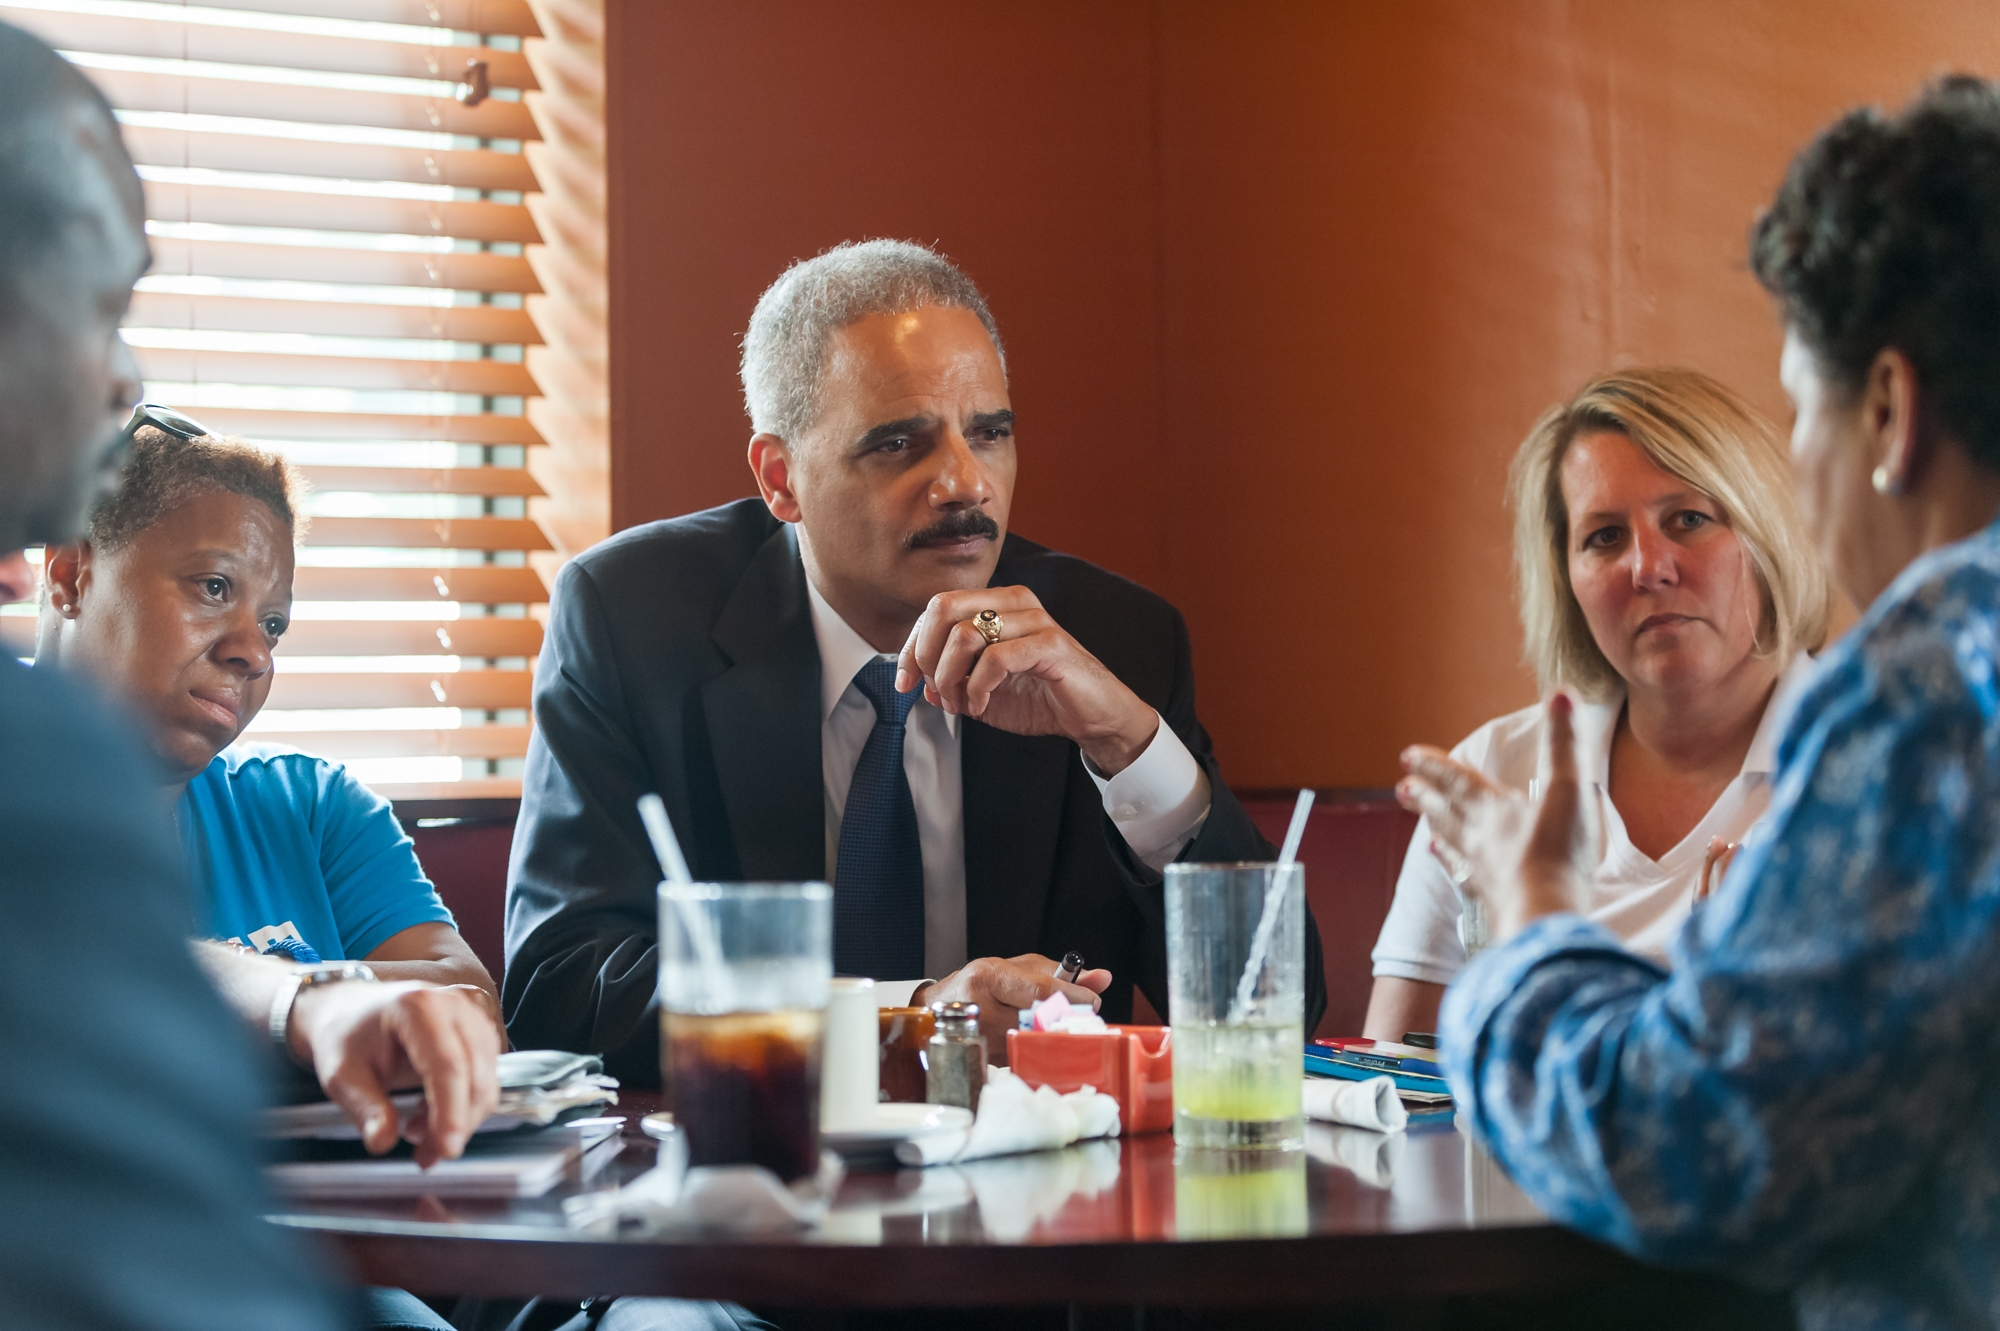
[1370, 653, 1815, 986]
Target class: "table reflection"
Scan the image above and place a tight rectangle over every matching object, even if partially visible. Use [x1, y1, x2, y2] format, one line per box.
[1305, 1121, 1404, 1189]
[1173, 1146, 1308, 1239]
[958, 1137, 1123, 1241]
[268, 1101, 1678, 1310]
[825, 1137, 1123, 1243]
[271, 1099, 1552, 1248]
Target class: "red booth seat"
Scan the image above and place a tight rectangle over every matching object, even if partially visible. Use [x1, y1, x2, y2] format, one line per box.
[407, 818, 514, 981]
[1242, 792, 1417, 1037]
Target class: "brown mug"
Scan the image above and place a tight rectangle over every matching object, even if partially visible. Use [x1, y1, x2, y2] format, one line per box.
[877, 1005, 935, 1103]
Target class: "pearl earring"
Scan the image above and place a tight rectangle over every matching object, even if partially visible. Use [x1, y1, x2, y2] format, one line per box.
[1872, 464, 1899, 496]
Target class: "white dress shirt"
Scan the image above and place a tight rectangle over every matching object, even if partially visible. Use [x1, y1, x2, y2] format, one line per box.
[1371, 652, 1817, 985]
[806, 577, 1211, 1003]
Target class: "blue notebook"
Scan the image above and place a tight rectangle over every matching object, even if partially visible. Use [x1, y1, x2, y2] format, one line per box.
[1305, 1048, 1451, 1096]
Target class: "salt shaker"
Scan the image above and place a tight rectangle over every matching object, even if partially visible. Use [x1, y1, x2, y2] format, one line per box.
[926, 1000, 985, 1114]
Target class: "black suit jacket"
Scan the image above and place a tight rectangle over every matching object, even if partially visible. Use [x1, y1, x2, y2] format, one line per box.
[504, 499, 1325, 1085]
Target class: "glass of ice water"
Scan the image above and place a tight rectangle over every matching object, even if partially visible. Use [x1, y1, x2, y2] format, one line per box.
[1164, 862, 1306, 1150]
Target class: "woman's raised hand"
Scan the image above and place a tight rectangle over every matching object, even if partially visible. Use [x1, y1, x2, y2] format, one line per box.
[1397, 693, 1593, 946]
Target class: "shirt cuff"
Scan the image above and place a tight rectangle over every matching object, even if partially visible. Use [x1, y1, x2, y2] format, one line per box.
[872, 979, 928, 1008]
[1370, 957, 1460, 988]
[1084, 712, 1211, 873]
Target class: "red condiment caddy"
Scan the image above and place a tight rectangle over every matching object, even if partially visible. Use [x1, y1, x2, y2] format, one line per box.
[1005, 1024, 1174, 1134]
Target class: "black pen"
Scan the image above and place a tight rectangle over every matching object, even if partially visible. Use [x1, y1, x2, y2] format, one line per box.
[1053, 951, 1086, 984]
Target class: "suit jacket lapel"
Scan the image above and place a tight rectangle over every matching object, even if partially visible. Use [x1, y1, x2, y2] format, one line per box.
[701, 524, 825, 882]
[961, 534, 1072, 959]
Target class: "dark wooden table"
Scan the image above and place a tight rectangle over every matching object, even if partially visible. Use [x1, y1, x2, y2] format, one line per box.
[270, 1092, 1686, 1310]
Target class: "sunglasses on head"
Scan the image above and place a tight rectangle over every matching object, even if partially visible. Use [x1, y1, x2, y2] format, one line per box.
[120, 402, 209, 444]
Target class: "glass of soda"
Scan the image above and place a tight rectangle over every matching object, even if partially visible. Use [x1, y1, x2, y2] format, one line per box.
[1165, 862, 1306, 1150]
[658, 881, 832, 1182]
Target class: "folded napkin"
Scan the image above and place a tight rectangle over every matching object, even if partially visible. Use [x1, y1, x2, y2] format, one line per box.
[895, 1067, 1120, 1166]
[1302, 1074, 1408, 1133]
[563, 1126, 842, 1236]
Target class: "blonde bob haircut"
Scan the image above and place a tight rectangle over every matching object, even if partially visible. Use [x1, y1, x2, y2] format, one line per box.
[1510, 366, 1830, 701]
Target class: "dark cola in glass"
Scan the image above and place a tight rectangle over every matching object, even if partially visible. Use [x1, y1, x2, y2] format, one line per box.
[658, 881, 831, 1182]
[662, 1008, 824, 1182]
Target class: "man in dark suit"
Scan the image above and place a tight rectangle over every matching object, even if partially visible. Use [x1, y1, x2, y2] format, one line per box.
[506, 240, 1324, 1081]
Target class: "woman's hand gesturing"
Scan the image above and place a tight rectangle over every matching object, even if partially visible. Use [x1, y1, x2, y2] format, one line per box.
[1396, 693, 1595, 947]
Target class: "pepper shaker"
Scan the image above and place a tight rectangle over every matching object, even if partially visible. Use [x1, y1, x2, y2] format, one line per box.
[926, 1000, 985, 1114]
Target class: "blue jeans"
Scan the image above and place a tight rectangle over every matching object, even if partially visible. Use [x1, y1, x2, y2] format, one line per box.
[449, 1296, 777, 1331]
[362, 1288, 454, 1330]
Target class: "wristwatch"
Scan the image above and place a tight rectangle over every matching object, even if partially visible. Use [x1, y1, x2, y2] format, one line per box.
[270, 961, 378, 1059]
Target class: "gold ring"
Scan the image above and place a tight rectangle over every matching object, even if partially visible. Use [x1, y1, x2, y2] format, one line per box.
[973, 609, 1004, 644]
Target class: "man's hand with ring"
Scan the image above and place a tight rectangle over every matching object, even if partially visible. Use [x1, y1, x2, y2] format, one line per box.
[913, 953, 1113, 1062]
[895, 586, 1160, 776]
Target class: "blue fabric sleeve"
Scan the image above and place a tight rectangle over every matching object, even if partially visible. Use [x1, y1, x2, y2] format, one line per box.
[310, 758, 456, 960]
[1440, 584, 2000, 1289]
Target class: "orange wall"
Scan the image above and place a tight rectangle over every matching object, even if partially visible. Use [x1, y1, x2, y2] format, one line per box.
[604, 2, 1170, 589]
[607, 0, 2000, 788]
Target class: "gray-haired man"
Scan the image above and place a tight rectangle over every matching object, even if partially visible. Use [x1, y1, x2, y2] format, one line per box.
[506, 240, 1326, 1075]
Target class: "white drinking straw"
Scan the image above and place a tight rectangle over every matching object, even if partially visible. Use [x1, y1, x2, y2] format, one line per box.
[1227, 787, 1315, 1024]
[1276, 787, 1315, 868]
[637, 792, 693, 886]
[637, 793, 731, 1008]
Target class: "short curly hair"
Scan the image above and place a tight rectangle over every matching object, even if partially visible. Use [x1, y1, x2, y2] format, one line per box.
[87, 426, 306, 550]
[1750, 74, 2000, 469]
[740, 239, 1005, 441]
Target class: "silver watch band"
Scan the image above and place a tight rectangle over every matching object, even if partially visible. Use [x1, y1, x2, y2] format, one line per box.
[269, 961, 378, 1058]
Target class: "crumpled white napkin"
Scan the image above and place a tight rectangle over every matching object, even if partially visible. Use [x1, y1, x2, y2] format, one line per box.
[895, 1067, 1121, 1166]
[562, 1128, 841, 1236]
[1302, 1075, 1408, 1133]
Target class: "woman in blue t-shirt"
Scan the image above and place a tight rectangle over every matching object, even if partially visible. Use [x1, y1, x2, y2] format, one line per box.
[35, 424, 501, 1027]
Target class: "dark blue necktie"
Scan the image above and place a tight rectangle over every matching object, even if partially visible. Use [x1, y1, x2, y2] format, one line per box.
[833, 657, 925, 979]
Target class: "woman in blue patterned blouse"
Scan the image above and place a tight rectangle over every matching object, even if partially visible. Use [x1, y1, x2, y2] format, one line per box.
[1398, 76, 2000, 1331]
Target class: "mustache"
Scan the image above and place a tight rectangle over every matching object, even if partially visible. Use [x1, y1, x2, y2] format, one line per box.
[907, 509, 1000, 549]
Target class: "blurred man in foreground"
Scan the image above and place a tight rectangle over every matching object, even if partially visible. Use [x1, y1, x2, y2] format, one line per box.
[0, 20, 494, 1330]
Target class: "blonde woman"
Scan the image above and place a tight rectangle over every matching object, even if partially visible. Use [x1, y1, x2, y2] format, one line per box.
[1363, 368, 1831, 1041]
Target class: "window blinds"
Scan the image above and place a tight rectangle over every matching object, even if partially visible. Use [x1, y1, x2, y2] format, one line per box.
[1, 0, 600, 805]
